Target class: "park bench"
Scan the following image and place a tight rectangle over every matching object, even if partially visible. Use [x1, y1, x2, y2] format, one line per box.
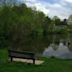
[8, 49, 35, 64]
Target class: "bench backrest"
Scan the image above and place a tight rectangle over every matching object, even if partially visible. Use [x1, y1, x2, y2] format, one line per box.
[8, 50, 35, 59]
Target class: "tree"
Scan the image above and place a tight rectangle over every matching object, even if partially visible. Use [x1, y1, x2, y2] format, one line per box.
[67, 15, 72, 25]
[43, 16, 51, 35]
[52, 16, 61, 25]
[61, 19, 67, 25]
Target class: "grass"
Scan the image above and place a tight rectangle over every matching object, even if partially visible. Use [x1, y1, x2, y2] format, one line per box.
[0, 48, 72, 72]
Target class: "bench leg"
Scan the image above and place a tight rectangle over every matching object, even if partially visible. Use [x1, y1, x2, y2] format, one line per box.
[11, 57, 13, 62]
[33, 59, 35, 64]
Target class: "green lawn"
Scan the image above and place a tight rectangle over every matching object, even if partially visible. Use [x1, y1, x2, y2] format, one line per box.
[0, 49, 72, 72]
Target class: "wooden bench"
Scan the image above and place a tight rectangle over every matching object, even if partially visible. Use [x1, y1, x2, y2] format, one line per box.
[8, 50, 35, 64]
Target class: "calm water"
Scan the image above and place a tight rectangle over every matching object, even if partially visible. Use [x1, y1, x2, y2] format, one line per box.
[16, 33, 72, 59]
[43, 42, 72, 59]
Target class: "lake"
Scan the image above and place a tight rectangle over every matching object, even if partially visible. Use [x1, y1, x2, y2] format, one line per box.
[15, 33, 72, 59]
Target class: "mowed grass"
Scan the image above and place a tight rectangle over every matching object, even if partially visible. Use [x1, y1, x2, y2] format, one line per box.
[0, 49, 72, 72]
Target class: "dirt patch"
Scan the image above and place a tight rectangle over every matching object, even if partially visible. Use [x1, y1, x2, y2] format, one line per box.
[13, 58, 44, 65]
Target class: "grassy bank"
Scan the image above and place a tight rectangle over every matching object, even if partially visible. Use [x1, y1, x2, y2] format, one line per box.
[0, 49, 72, 72]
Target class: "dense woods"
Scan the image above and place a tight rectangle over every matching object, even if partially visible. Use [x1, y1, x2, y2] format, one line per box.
[0, 0, 72, 50]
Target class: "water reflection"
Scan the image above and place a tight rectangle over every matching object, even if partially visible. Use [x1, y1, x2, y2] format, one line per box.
[43, 44, 56, 57]
[43, 42, 72, 59]
[14, 33, 72, 59]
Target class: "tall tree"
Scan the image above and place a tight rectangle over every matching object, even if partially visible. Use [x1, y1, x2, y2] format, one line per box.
[67, 15, 72, 25]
